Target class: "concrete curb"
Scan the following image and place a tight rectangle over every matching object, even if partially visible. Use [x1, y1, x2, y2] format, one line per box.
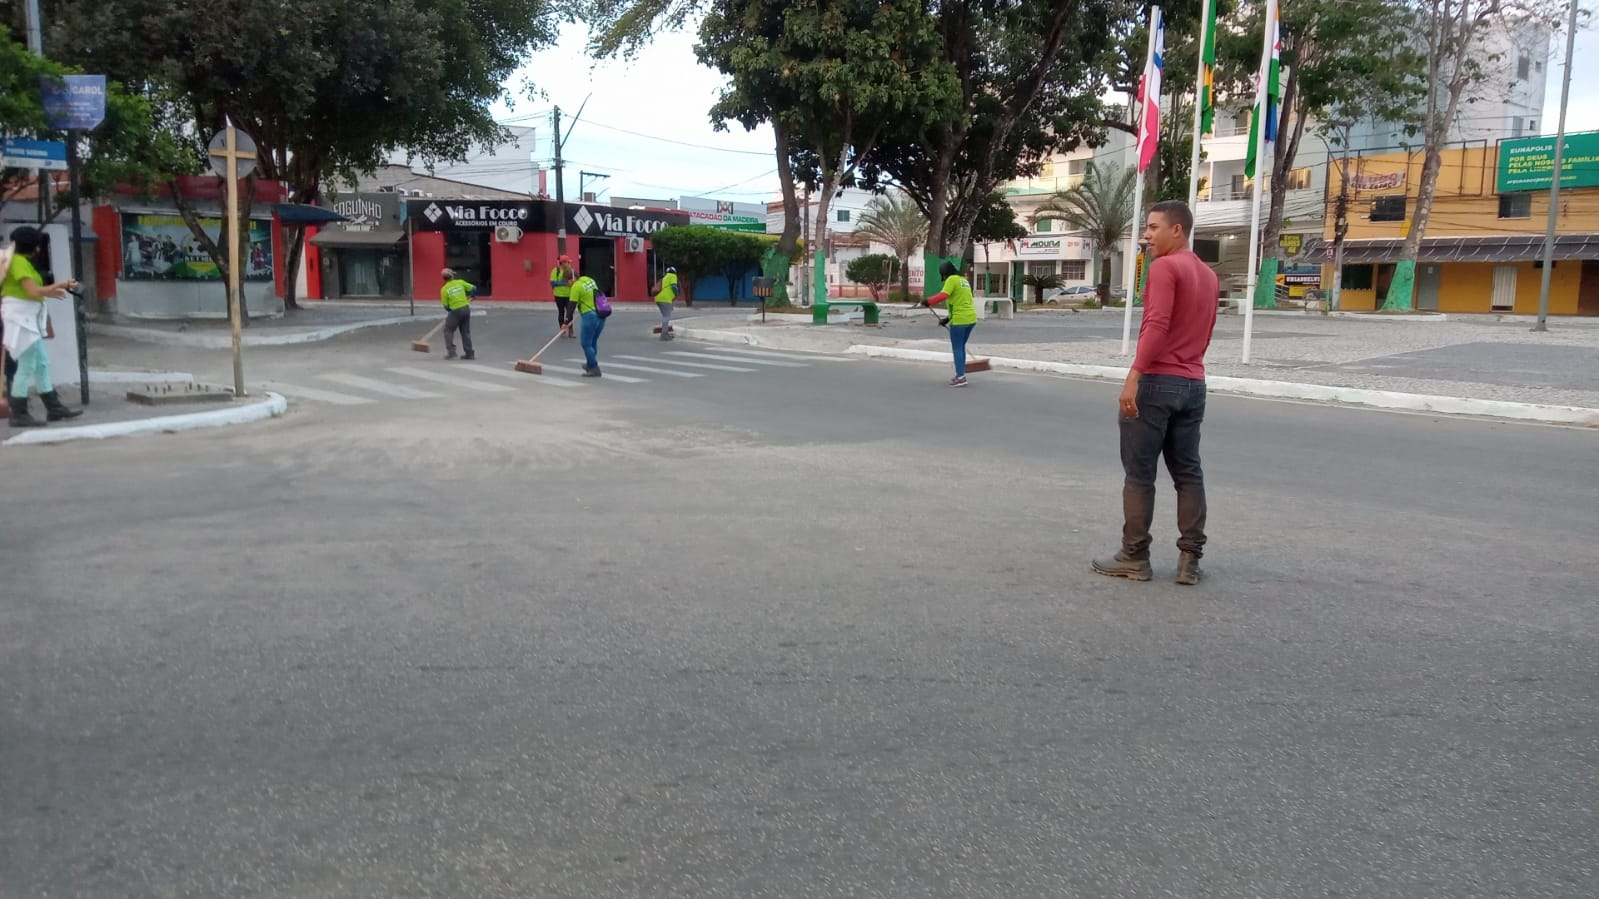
[671, 327, 764, 347]
[3, 392, 288, 447]
[92, 310, 485, 349]
[844, 345, 1599, 427]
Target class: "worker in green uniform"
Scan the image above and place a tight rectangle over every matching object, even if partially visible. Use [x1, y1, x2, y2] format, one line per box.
[550, 255, 576, 337]
[924, 261, 977, 387]
[439, 267, 476, 360]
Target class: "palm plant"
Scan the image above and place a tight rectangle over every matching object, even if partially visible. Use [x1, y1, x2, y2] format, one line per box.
[854, 192, 928, 302]
[1030, 163, 1137, 302]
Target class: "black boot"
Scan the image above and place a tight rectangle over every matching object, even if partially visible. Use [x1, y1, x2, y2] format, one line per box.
[41, 390, 83, 421]
[8, 396, 45, 428]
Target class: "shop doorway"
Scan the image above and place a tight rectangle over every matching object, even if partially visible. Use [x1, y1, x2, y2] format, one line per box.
[1579, 260, 1599, 315]
[579, 237, 616, 296]
[445, 230, 492, 297]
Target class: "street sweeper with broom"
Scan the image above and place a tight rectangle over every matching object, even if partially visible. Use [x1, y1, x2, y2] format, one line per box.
[924, 260, 978, 387]
[439, 268, 476, 360]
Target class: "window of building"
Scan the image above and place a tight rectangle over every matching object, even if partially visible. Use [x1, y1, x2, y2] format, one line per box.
[1026, 261, 1057, 277]
[1194, 238, 1221, 264]
[1285, 168, 1312, 190]
[1035, 219, 1052, 233]
[1517, 54, 1530, 81]
[1060, 260, 1088, 281]
[1535, 58, 1544, 72]
[1498, 193, 1532, 218]
[1370, 196, 1406, 222]
[1341, 265, 1374, 290]
[1527, 118, 1539, 134]
[836, 209, 851, 223]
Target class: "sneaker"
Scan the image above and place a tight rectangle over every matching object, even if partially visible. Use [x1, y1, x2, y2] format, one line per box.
[581, 366, 602, 378]
[1091, 552, 1153, 582]
[462, 353, 476, 360]
[1175, 552, 1203, 586]
[949, 376, 968, 387]
[445, 351, 458, 360]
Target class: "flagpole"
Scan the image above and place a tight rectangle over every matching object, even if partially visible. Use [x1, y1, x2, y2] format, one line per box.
[1122, 5, 1161, 356]
[1187, 0, 1212, 244]
[1241, 3, 1274, 365]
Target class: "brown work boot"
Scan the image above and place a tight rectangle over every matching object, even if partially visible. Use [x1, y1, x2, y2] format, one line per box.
[1175, 552, 1203, 586]
[1091, 552, 1153, 582]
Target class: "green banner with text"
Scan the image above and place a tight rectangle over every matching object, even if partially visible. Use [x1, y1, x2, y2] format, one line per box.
[1496, 131, 1599, 193]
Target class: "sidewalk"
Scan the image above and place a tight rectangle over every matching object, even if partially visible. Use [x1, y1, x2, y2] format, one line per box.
[90, 302, 483, 348]
[671, 308, 1599, 426]
[2, 373, 284, 447]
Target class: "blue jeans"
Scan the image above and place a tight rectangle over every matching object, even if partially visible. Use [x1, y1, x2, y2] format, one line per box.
[580, 311, 605, 368]
[948, 323, 975, 376]
[1119, 374, 1207, 558]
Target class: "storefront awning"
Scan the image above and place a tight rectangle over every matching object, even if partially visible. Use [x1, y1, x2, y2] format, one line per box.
[309, 229, 408, 248]
[1341, 233, 1599, 264]
[274, 203, 348, 225]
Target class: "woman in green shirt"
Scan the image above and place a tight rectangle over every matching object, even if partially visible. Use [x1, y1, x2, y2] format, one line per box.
[925, 261, 977, 387]
[3, 227, 82, 427]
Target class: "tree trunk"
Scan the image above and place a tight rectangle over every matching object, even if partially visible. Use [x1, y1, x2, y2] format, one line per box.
[282, 224, 306, 310]
[898, 253, 911, 299]
[768, 119, 801, 306]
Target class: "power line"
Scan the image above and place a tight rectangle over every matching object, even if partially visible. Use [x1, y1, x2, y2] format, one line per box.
[577, 118, 775, 157]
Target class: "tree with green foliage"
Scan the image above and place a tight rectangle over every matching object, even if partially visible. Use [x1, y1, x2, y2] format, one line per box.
[39, 0, 560, 309]
[844, 253, 894, 300]
[1030, 163, 1137, 303]
[1, 32, 193, 209]
[1021, 273, 1062, 304]
[854, 193, 927, 303]
[855, 0, 1120, 293]
[696, 0, 957, 306]
[715, 230, 768, 303]
[652, 225, 771, 303]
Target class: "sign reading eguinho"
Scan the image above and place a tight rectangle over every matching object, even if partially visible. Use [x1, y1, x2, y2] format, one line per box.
[1496, 130, 1599, 193]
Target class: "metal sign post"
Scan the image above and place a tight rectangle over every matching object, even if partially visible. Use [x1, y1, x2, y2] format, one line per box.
[40, 74, 106, 405]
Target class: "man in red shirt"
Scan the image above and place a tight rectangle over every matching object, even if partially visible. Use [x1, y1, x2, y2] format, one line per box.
[1093, 200, 1219, 586]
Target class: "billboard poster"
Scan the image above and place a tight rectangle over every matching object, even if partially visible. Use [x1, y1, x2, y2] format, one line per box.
[120, 213, 273, 281]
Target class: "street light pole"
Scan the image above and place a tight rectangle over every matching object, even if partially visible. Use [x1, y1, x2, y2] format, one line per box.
[1533, 0, 1579, 332]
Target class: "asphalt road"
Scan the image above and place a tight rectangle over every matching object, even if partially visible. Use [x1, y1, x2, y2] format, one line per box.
[5, 320, 1597, 898]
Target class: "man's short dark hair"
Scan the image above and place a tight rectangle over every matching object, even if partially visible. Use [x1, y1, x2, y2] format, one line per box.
[1148, 200, 1194, 237]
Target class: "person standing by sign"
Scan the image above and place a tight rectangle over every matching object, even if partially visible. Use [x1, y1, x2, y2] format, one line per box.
[439, 268, 476, 360]
[4, 227, 82, 428]
[652, 266, 680, 340]
[550, 255, 576, 338]
[573, 274, 606, 377]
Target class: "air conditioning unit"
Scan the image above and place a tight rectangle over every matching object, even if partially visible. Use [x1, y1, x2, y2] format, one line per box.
[494, 224, 522, 243]
[625, 235, 645, 253]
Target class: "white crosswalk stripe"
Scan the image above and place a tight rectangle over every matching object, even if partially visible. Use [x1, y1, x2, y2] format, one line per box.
[666, 350, 809, 368]
[619, 354, 756, 373]
[260, 381, 376, 405]
[319, 372, 443, 399]
[555, 362, 648, 383]
[688, 347, 833, 362]
[453, 362, 581, 388]
[568, 359, 704, 378]
[386, 366, 516, 392]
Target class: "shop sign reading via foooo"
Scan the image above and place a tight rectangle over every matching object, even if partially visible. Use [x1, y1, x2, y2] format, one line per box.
[409, 200, 544, 231]
[567, 205, 690, 238]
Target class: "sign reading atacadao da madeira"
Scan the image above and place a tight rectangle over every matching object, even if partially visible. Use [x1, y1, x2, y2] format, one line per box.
[1496, 130, 1599, 193]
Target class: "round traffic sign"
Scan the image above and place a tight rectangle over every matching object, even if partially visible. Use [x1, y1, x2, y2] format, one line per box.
[208, 127, 258, 179]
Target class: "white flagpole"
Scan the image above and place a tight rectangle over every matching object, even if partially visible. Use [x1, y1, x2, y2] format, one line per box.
[1122, 5, 1161, 356]
[1186, 0, 1212, 245]
[1241, 3, 1274, 365]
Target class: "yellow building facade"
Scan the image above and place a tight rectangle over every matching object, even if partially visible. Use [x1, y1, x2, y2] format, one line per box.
[1323, 136, 1599, 315]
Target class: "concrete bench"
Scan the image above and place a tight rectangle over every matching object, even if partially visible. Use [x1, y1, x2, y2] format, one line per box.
[977, 297, 1015, 320]
[813, 299, 880, 325]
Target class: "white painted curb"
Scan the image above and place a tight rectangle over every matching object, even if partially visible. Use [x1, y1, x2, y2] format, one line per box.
[3, 392, 288, 446]
[845, 345, 1599, 427]
[92, 310, 484, 349]
[672, 327, 764, 347]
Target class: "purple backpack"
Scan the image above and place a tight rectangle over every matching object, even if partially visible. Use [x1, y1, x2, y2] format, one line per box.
[594, 291, 612, 318]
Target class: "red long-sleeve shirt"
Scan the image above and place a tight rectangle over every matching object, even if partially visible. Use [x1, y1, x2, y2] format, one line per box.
[1132, 249, 1220, 380]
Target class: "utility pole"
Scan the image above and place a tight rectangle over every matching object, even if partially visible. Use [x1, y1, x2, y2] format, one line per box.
[1329, 131, 1352, 314]
[25, 0, 51, 222]
[800, 188, 811, 307]
[1533, 0, 1579, 332]
[552, 106, 567, 258]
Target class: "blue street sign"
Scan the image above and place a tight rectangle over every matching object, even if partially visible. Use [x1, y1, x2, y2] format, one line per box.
[0, 138, 69, 171]
[39, 74, 107, 131]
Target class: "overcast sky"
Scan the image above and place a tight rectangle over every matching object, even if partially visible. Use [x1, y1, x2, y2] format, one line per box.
[489, 19, 1599, 205]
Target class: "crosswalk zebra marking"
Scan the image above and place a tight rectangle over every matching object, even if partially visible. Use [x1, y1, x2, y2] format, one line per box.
[555, 363, 649, 383]
[386, 366, 516, 392]
[453, 362, 581, 388]
[567, 359, 704, 378]
[666, 350, 810, 368]
[319, 372, 443, 399]
[619, 354, 756, 373]
[261, 381, 376, 405]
